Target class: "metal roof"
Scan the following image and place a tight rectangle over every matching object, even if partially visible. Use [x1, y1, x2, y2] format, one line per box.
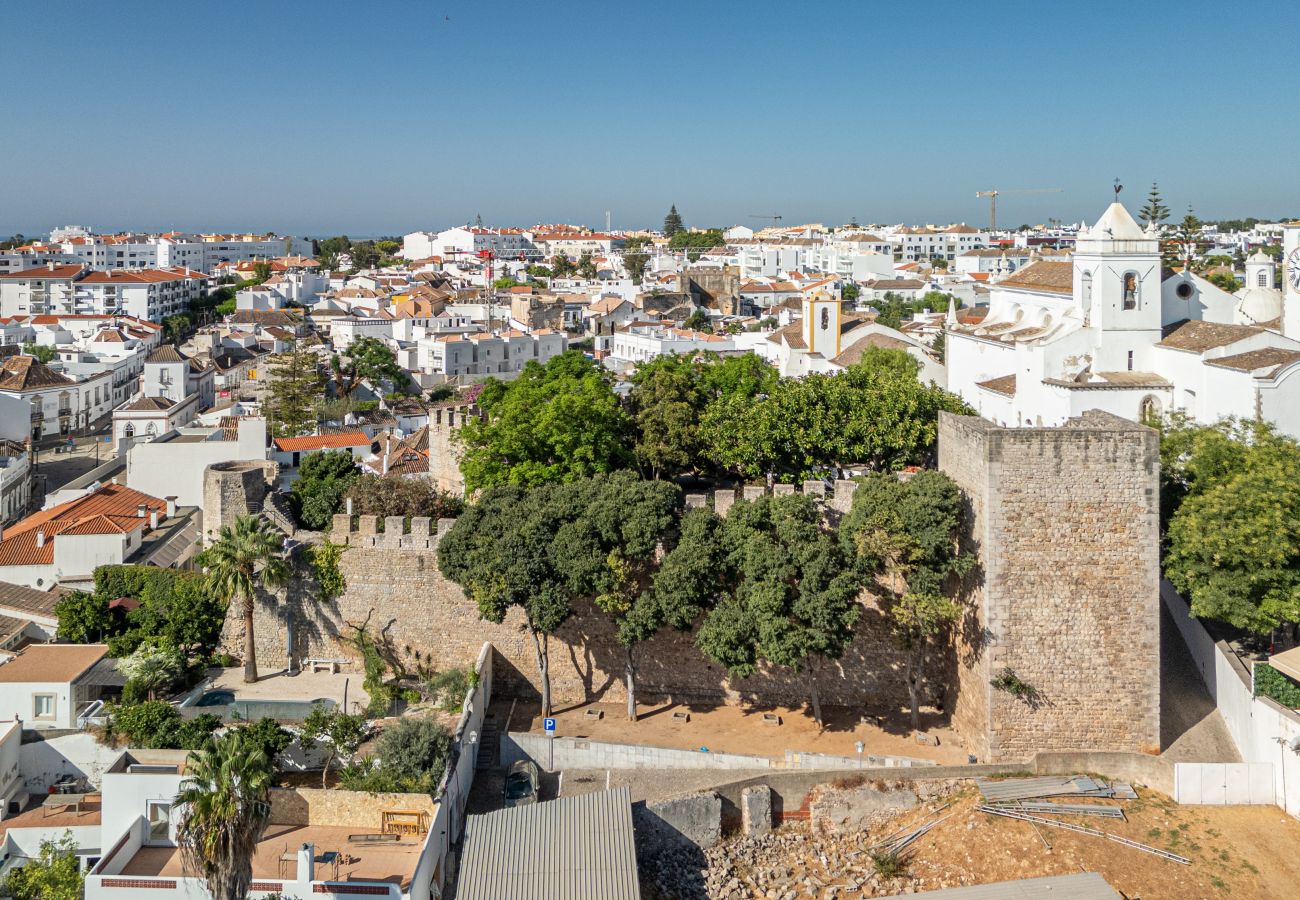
[912, 872, 1121, 898]
[457, 787, 640, 900]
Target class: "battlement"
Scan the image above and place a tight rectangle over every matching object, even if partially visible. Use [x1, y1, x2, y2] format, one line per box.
[330, 514, 459, 549]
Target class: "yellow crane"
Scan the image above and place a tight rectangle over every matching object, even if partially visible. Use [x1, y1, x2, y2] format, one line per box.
[974, 188, 1062, 231]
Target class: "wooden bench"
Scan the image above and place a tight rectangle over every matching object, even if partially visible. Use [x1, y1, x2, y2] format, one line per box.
[381, 810, 429, 836]
[306, 658, 347, 674]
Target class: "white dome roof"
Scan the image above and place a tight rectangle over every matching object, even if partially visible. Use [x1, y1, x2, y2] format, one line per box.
[1236, 287, 1282, 325]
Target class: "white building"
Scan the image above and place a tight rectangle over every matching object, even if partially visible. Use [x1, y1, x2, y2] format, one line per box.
[0, 265, 210, 320]
[946, 201, 1300, 436]
[0, 440, 32, 525]
[0, 356, 114, 441]
[0, 644, 110, 730]
[126, 417, 268, 511]
[417, 329, 567, 379]
[610, 324, 735, 364]
[882, 224, 989, 262]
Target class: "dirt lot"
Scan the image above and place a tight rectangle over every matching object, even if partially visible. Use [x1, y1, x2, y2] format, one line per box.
[700, 786, 1300, 899]
[514, 700, 968, 765]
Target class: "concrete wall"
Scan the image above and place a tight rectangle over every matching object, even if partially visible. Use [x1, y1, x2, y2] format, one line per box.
[268, 786, 436, 828]
[503, 732, 773, 773]
[19, 731, 125, 793]
[939, 411, 1161, 761]
[1162, 583, 1300, 816]
[634, 791, 722, 856]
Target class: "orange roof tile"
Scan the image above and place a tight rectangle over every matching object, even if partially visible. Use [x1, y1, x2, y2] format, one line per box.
[273, 431, 370, 452]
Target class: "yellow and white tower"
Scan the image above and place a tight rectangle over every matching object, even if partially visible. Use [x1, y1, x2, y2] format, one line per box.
[802, 290, 841, 358]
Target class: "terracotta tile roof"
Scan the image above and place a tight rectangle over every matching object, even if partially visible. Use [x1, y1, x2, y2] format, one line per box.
[766, 320, 807, 349]
[78, 269, 192, 284]
[993, 261, 1074, 294]
[0, 581, 67, 620]
[273, 431, 370, 452]
[0, 644, 107, 683]
[0, 484, 166, 567]
[0, 264, 85, 280]
[146, 345, 188, 363]
[868, 279, 927, 290]
[1205, 347, 1300, 375]
[123, 396, 175, 412]
[1158, 319, 1262, 352]
[976, 374, 1017, 396]
[831, 332, 912, 367]
[0, 356, 76, 391]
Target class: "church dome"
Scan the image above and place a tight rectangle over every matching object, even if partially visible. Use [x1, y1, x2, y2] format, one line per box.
[1235, 287, 1283, 325]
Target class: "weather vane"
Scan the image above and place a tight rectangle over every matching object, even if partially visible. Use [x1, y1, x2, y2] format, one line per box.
[1113, 178, 1123, 198]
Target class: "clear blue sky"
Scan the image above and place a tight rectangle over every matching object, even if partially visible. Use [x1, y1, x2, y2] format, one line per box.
[3, 0, 1295, 236]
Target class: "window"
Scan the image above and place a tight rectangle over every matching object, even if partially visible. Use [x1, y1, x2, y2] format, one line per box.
[1127, 350, 1134, 371]
[1081, 270, 1092, 308]
[1175, 281, 1193, 300]
[147, 801, 172, 845]
[820, 307, 829, 329]
[33, 693, 56, 719]
[1122, 272, 1138, 310]
[1258, 270, 1269, 287]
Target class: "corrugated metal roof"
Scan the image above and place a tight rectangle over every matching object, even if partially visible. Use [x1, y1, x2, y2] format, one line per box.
[912, 872, 1121, 898]
[457, 787, 640, 900]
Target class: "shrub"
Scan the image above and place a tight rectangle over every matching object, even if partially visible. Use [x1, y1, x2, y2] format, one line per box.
[424, 668, 476, 713]
[111, 701, 183, 747]
[374, 718, 451, 793]
[1255, 663, 1300, 708]
[307, 540, 347, 601]
[237, 717, 294, 761]
[175, 714, 222, 750]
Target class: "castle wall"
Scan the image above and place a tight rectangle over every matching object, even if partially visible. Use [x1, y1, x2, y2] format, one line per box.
[938, 411, 1161, 760]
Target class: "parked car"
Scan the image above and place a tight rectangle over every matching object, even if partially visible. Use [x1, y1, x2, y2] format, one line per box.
[503, 759, 540, 808]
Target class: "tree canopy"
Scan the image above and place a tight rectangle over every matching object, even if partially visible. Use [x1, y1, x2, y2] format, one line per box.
[290, 449, 360, 530]
[1161, 417, 1300, 633]
[663, 205, 683, 237]
[265, 345, 324, 439]
[700, 348, 968, 481]
[454, 351, 632, 491]
[331, 336, 408, 397]
[696, 493, 862, 726]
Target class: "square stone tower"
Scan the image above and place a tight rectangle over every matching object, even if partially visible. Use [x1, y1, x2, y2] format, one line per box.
[938, 410, 1160, 760]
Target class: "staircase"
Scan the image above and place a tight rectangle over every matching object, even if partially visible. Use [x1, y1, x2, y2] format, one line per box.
[476, 719, 500, 770]
[263, 490, 297, 537]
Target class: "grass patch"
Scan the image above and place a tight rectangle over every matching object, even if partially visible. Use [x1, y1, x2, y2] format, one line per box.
[1210, 875, 1228, 891]
[1147, 828, 1163, 839]
[1240, 860, 1259, 875]
[871, 850, 907, 879]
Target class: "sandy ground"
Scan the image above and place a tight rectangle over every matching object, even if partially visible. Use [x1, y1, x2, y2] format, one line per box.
[728, 785, 1300, 899]
[513, 699, 969, 765]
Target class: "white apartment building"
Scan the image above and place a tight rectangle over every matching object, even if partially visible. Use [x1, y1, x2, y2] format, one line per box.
[532, 232, 624, 258]
[403, 227, 533, 261]
[610, 324, 734, 364]
[0, 439, 31, 525]
[419, 329, 567, 378]
[882, 224, 988, 262]
[0, 356, 114, 440]
[0, 265, 210, 320]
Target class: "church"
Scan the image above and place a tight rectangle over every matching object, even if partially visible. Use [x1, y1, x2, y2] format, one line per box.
[946, 199, 1300, 438]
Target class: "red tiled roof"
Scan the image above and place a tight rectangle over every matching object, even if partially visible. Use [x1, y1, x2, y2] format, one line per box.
[273, 431, 370, 452]
[0, 484, 166, 567]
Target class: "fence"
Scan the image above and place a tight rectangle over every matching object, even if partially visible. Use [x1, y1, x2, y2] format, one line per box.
[412, 640, 492, 900]
[1174, 763, 1275, 805]
[1162, 581, 1300, 816]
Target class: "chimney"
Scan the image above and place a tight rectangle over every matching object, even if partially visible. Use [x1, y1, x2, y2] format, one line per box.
[137, 503, 147, 518]
[296, 843, 315, 882]
[165, 496, 177, 517]
[345, 497, 353, 516]
[149, 510, 159, 530]
[35, 529, 44, 548]
[47, 262, 55, 272]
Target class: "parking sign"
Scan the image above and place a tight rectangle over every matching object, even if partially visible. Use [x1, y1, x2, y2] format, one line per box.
[543, 717, 556, 735]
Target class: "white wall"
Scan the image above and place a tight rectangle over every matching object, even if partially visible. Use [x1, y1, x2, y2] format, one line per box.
[1163, 582, 1300, 817]
[19, 732, 125, 793]
[126, 419, 268, 507]
[0, 679, 75, 730]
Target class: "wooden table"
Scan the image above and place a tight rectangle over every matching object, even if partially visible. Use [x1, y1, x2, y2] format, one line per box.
[43, 793, 89, 817]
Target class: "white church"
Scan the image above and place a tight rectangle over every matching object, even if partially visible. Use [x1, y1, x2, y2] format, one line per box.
[946, 199, 1300, 437]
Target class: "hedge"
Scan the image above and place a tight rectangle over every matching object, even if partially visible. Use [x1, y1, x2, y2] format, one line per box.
[1254, 662, 1300, 709]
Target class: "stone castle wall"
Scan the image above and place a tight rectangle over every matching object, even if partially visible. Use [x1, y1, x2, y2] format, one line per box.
[202, 460, 275, 543]
[226, 486, 937, 714]
[938, 411, 1161, 760]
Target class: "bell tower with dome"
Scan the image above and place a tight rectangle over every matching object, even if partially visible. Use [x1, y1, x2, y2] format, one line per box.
[1284, 223, 1300, 337]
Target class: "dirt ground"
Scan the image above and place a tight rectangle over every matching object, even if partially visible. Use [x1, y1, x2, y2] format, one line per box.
[513, 699, 969, 765]
[715, 785, 1300, 899]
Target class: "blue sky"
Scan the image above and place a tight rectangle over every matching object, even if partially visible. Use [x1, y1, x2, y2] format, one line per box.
[3, 0, 1295, 236]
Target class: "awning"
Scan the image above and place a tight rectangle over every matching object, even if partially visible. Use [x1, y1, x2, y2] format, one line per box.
[1269, 646, 1300, 683]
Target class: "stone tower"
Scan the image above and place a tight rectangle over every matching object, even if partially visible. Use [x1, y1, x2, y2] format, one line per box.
[938, 410, 1160, 760]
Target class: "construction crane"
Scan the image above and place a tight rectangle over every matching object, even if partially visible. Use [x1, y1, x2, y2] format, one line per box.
[974, 188, 1062, 231]
[749, 214, 783, 226]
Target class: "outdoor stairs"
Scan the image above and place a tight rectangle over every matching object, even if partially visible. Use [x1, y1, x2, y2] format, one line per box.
[476, 720, 500, 769]
[263, 491, 297, 537]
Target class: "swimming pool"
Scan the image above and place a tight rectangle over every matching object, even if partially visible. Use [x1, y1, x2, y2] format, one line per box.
[186, 691, 336, 721]
[195, 689, 236, 707]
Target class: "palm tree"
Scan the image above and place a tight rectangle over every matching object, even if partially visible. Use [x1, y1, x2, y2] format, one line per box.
[205, 515, 289, 683]
[176, 731, 274, 900]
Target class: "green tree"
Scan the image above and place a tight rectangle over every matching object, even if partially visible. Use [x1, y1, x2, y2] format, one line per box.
[696, 494, 861, 727]
[438, 483, 578, 716]
[118, 644, 183, 700]
[682, 308, 711, 332]
[55, 590, 111, 642]
[343, 474, 464, 520]
[1162, 418, 1300, 633]
[176, 731, 274, 900]
[300, 704, 369, 789]
[1141, 182, 1170, 226]
[1169, 207, 1204, 267]
[331, 336, 408, 397]
[265, 345, 324, 439]
[290, 450, 360, 530]
[252, 261, 273, 284]
[663, 204, 683, 237]
[622, 236, 652, 284]
[163, 314, 190, 343]
[371, 718, 452, 793]
[236, 717, 294, 764]
[548, 472, 681, 720]
[454, 352, 631, 491]
[668, 229, 725, 261]
[700, 349, 968, 482]
[842, 283, 861, 304]
[203, 515, 289, 683]
[526, 263, 553, 279]
[0, 830, 83, 900]
[551, 254, 575, 277]
[931, 330, 946, 363]
[1207, 271, 1242, 292]
[841, 471, 974, 730]
[577, 251, 598, 279]
[20, 342, 56, 364]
